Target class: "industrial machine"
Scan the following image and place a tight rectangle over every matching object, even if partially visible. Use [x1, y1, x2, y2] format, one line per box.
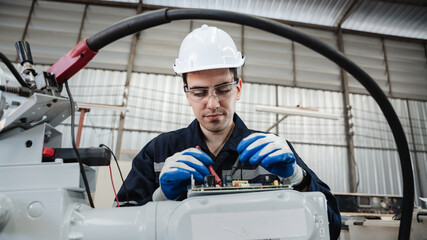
[0, 64, 329, 239]
[0, 8, 417, 240]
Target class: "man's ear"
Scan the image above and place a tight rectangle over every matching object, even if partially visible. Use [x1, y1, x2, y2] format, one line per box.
[236, 78, 242, 100]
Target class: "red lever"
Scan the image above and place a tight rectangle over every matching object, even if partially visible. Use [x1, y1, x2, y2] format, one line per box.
[42, 147, 55, 157]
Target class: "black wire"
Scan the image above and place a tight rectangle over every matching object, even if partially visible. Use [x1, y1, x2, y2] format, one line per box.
[240, 162, 243, 180]
[0, 85, 32, 97]
[99, 143, 130, 205]
[230, 158, 240, 177]
[65, 81, 95, 208]
[0, 52, 31, 88]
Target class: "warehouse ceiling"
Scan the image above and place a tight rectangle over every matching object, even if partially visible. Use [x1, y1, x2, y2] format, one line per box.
[83, 0, 427, 41]
[1, 0, 425, 100]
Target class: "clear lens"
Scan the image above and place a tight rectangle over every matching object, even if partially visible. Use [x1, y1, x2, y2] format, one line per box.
[185, 80, 237, 103]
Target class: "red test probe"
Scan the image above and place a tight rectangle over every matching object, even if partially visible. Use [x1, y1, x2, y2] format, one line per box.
[196, 146, 222, 186]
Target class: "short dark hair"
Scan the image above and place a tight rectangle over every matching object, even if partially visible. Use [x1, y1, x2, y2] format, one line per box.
[182, 68, 238, 87]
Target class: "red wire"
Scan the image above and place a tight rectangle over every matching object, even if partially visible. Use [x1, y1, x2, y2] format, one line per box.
[109, 165, 120, 207]
[196, 145, 222, 186]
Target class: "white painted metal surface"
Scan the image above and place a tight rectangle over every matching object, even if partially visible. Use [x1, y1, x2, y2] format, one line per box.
[0, 188, 329, 240]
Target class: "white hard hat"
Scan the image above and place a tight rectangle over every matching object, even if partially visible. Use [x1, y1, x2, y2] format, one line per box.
[173, 24, 245, 74]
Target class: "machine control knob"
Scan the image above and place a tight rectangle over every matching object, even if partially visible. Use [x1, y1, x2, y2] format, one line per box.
[15, 41, 33, 65]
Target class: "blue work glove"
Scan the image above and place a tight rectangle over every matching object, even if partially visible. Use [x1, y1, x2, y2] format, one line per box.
[237, 133, 297, 179]
[159, 148, 213, 200]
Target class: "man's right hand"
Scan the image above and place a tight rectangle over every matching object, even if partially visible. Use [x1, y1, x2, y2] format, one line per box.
[159, 148, 213, 200]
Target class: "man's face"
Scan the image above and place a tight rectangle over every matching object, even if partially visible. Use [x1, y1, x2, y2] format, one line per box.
[185, 68, 242, 133]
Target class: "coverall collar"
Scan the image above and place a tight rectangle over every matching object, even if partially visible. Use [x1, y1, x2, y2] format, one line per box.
[188, 113, 251, 154]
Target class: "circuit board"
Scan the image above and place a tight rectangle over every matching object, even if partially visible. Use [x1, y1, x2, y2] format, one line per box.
[187, 184, 292, 197]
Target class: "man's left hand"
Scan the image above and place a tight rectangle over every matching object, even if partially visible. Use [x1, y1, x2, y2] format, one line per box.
[237, 133, 296, 178]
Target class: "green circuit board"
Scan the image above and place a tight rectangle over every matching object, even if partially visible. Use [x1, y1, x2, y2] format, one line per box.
[191, 184, 291, 191]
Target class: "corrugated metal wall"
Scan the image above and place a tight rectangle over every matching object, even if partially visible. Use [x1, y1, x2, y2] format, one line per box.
[82, 5, 136, 70]
[350, 94, 427, 200]
[1, 0, 426, 197]
[277, 87, 347, 193]
[0, 0, 32, 57]
[294, 27, 342, 91]
[243, 26, 293, 85]
[385, 39, 427, 99]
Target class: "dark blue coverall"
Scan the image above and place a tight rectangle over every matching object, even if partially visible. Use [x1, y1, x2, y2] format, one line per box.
[117, 114, 341, 239]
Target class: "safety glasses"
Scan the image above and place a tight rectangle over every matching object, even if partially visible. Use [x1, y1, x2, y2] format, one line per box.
[184, 78, 239, 104]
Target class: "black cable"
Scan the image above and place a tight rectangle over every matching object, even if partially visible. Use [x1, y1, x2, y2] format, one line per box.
[240, 162, 243, 180]
[65, 81, 95, 208]
[0, 52, 31, 88]
[87, 9, 170, 52]
[0, 85, 32, 97]
[99, 143, 130, 205]
[230, 158, 240, 177]
[84, 9, 413, 239]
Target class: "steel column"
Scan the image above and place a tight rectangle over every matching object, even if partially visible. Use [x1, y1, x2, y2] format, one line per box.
[76, 4, 89, 44]
[114, 1, 143, 159]
[382, 38, 393, 97]
[337, 27, 358, 193]
[76, 108, 90, 147]
[291, 41, 297, 87]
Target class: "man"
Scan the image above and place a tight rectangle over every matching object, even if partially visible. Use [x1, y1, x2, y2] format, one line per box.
[117, 24, 341, 239]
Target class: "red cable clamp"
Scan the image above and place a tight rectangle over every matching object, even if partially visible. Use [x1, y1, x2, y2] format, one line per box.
[47, 38, 98, 84]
